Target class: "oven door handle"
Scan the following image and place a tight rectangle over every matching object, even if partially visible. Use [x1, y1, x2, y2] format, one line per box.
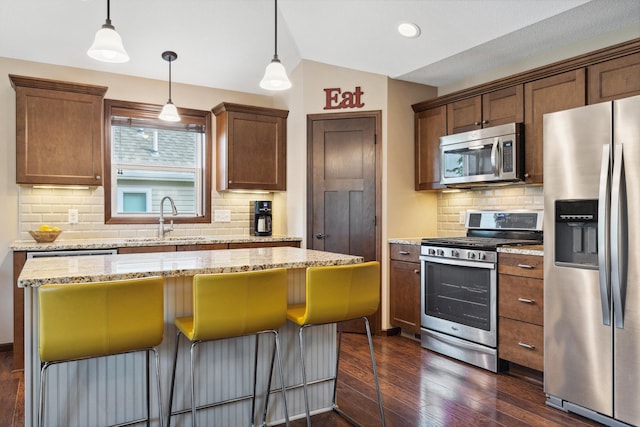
[490, 137, 500, 176]
[421, 256, 495, 269]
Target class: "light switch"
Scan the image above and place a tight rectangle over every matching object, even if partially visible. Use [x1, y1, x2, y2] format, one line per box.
[68, 209, 79, 224]
[214, 210, 231, 222]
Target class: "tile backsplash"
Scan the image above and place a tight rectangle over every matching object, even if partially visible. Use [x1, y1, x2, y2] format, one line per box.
[437, 185, 544, 237]
[18, 186, 272, 240]
[18, 184, 543, 241]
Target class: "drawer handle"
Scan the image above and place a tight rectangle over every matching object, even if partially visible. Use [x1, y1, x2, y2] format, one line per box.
[414, 269, 420, 274]
[518, 342, 536, 350]
[517, 297, 535, 304]
[517, 264, 535, 269]
[399, 251, 410, 255]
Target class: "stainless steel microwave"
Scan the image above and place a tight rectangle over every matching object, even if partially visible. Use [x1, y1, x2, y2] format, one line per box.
[439, 122, 524, 187]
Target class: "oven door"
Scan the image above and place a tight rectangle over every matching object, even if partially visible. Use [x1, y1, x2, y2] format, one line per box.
[420, 256, 497, 347]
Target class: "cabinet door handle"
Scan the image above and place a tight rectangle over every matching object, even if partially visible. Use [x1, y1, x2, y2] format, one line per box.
[399, 251, 410, 255]
[414, 269, 420, 274]
[517, 264, 535, 269]
[315, 233, 327, 240]
[481, 120, 489, 125]
[518, 342, 536, 350]
[517, 297, 535, 304]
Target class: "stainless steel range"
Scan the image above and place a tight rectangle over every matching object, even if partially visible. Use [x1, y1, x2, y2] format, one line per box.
[420, 210, 543, 372]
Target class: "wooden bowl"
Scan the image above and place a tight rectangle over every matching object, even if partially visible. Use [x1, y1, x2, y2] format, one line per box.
[29, 230, 62, 243]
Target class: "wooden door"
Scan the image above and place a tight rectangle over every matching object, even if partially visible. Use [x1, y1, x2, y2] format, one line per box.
[307, 112, 381, 333]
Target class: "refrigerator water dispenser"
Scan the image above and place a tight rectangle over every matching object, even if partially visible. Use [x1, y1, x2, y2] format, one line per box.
[555, 200, 599, 268]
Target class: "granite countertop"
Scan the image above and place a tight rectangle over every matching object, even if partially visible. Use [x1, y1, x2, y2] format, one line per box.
[498, 244, 544, 256]
[10, 234, 302, 252]
[17, 246, 362, 288]
[388, 238, 424, 245]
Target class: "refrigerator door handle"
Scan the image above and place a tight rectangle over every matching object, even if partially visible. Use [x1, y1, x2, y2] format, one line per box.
[611, 143, 627, 329]
[598, 143, 611, 326]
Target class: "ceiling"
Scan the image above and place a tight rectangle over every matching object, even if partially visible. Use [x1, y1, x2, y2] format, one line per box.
[1, 0, 638, 95]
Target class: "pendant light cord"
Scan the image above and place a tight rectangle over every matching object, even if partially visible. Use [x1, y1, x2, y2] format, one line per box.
[168, 60, 172, 102]
[273, 0, 279, 60]
[106, 0, 112, 26]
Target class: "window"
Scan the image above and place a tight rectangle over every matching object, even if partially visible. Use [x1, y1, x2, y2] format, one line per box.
[104, 100, 212, 224]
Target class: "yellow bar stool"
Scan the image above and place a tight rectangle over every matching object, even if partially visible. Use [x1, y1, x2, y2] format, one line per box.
[167, 268, 290, 427]
[37, 276, 165, 427]
[287, 261, 386, 426]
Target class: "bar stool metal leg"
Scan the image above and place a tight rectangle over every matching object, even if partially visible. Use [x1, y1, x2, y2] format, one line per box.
[297, 324, 313, 427]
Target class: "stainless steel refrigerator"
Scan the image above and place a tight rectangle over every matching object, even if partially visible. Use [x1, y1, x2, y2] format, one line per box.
[543, 94, 639, 427]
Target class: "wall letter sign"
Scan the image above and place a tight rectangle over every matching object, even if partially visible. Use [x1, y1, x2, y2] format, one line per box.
[323, 86, 365, 110]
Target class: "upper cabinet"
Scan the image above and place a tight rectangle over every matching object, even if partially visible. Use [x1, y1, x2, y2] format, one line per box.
[446, 85, 524, 134]
[213, 102, 288, 191]
[415, 105, 446, 191]
[412, 38, 640, 189]
[10, 75, 107, 186]
[588, 52, 640, 104]
[524, 69, 586, 184]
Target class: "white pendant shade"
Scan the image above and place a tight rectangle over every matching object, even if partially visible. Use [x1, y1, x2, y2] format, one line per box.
[159, 101, 180, 122]
[260, 59, 292, 91]
[87, 25, 129, 63]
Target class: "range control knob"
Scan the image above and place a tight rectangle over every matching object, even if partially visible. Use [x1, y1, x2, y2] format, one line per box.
[478, 252, 486, 260]
[437, 249, 445, 256]
[451, 250, 460, 258]
[467, 252, 476, 259]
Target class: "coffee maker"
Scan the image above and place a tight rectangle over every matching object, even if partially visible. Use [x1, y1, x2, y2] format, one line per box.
[250, 201, 272, 236]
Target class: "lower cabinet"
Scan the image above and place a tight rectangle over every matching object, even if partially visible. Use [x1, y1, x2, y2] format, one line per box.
[389, 243, 421, 334]
[498, 252, 544, 372]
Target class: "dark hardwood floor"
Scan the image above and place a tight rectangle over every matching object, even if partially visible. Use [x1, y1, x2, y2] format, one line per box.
[1, 334, 601, 427]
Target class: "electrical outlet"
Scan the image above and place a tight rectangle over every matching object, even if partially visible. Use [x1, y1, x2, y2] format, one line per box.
[68, 209, 79, 224]
[214, 210, 231, 222]
[459, 211, 466, 225]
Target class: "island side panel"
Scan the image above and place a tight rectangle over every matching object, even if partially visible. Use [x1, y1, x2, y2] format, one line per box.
[26, 268, 336, 426]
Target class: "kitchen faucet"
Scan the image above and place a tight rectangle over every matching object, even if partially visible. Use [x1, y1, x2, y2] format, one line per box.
[159, 196, 178, 239]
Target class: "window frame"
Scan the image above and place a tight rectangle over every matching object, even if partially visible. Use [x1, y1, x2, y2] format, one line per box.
[104, 99, 212, 225]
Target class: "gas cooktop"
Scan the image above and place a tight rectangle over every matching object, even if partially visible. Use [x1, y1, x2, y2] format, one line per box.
[420, 236, 541, 251]
[422, 210, 543, 250]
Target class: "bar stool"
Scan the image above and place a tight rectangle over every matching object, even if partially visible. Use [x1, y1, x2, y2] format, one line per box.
[167, 268, 290, 427]
[37, 276, 165, 427]
[287, 261, 385, 426]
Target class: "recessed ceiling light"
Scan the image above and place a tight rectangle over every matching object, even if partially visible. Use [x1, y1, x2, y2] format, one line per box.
[398, 22, 421, 38]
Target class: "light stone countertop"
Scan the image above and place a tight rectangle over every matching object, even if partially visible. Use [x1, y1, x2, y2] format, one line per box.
[17, 246, 362, 287]
[388, 238, 424, 245]
[10, 234, 302, 252]
[498, 244, 544, 256]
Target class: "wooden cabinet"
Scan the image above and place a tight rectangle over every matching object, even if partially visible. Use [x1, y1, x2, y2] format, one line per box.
[229, 241, 300, 249]
[498, 252, 544, 372]
[413, 39, 640, 190]
[415, 105, 446, 191]
[118, 245, 177, 254]
[524, 69, 586, 184]
[588, 52, 640, 104]
[9, 75, 107, 186]
[389, 243, 421, 334]
[213, 102, 288, 191]
[447, 85, 524, 134]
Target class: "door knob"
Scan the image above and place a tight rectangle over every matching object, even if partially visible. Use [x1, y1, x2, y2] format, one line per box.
[315, 233, 326, 240]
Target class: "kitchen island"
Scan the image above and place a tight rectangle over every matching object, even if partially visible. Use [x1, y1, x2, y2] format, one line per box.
[18, 246, 362, 427]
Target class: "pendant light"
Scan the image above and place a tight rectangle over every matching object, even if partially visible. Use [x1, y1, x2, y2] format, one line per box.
[259, 0, 291, 91]
[159, 51, 181, 122]
[87, 0, 129, 63]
